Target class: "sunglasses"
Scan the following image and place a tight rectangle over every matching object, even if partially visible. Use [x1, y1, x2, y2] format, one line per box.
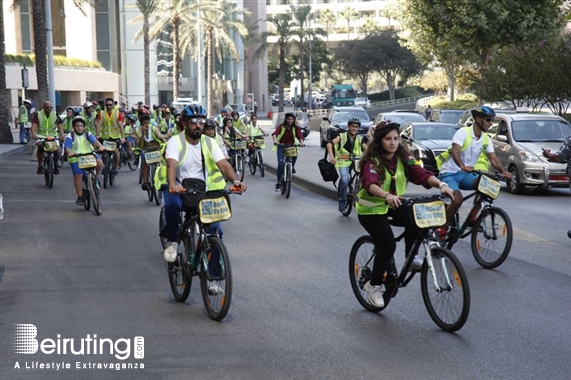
[106, 103, 114, 106]
[189, 118, 207, 124]
[484, 118, 493, 122]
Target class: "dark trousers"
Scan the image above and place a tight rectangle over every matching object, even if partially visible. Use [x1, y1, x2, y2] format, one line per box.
[358, 206, 421, 286]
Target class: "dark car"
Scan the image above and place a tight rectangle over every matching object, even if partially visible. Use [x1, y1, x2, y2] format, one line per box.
[429, 109, 465, 124]
[319, 107, 372, 147]
[399, 122, 458, 174]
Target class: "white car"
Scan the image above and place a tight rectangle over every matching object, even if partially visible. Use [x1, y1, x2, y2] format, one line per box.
[355, 97, 371, 109]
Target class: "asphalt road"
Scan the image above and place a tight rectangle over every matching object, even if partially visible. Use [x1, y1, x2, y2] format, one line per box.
[1, 145, 571, 379]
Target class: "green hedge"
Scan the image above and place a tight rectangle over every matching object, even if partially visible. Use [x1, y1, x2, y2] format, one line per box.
[369, 86, 430, 102]
[3, 53, 102, 69]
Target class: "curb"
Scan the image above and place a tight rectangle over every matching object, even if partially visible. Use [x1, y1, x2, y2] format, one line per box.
[264, 163, 338, 200]
[0, 145, 27, 158]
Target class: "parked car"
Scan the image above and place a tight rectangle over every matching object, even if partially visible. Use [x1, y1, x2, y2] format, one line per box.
[429, 109, 465, 124]
[372, 112, 426, 127]
[490, 113, 571, 194]
[355, 96, 371, 109]
[319, 106, 372, 147]
[400, 122, 458, 174]
[457, 108, 517, 132]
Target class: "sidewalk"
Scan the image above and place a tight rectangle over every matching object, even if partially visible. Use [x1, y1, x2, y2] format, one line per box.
[0, 128, 27, 158]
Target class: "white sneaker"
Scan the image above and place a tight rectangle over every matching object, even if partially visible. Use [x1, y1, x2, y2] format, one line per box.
[207, 281, 224, 295]
[364, 281, 384, 308]
[410, 255, 423, 272]
[164, 242, 178, 263]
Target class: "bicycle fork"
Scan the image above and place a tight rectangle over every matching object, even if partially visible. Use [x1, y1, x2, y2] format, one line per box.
[423, 241, 453, 292]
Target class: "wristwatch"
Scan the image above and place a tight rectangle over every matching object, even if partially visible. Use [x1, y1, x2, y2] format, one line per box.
[233, 180, 240, 186]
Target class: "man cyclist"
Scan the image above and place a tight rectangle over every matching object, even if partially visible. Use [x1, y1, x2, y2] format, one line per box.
[161, 104, 246, 263]
[436, 106, 511, 226]
[245, 114, 268, 162]
[31, 100, 64, 175]
[326, 117, 367, 212]
[136, 112, 167, 191]
[80, 102, 99, 135]
[158, 109, 175, 138]
[97, 97, 125, 173]
[61, 107, 75, 135]
[272, 113, 305, 191]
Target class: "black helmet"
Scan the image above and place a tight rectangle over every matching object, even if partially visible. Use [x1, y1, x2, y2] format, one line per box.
[348, 117, 361, 127]
[72, 116, 86, 127]
[231, 110, 239, 117]
[204, 118, 217, 129]
[471, 106, 496, 119]
[181, 104, 206, 119]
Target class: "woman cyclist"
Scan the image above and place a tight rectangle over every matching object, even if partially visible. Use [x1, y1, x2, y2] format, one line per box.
[356, 122, 454, 308]
[272, 113, 305, 191]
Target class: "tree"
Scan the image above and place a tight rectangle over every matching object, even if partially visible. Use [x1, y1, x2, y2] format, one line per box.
[334, 38, 377, 97]
[128, 0, 160, 106]
[0, 0, 13, 143]
[380, 2, 398, 27]
[317, 9, 335, 89]
[338, 6, 358, 40]
[360, 18, 378, 36]
[31, 0, 48, 102]
[255, 14, 298, 112]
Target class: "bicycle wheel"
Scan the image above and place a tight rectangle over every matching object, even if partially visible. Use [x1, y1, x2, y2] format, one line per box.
[420, 246, 470, 332]
[109, 153, 116, 187]
[89, 175, 102, 216]
[147, 168, 153, 202]
[159, 206, 169, 249]
[284, 163, 292, 199]
[168, 234, 193, 302]
[200, 236, 232, 321]
[340, 182, 353, 217]
[471, 207, 513, 269]
[248, 153, 256, 175]
[82, 177, 91, 211]
[258, 150, 265, 177]
[103, 155, 110, 189]
[236, 154, 245, 182]
[151, 166, 162, 206]
[128, 154, 138, 171]
[45, 155, 54, 189]
[58, 148, 65, 168]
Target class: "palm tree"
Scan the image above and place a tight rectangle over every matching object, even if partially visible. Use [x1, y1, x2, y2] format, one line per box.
[0, 0, 13, 143]
[255, 14, 298, 112]
[338, 6, 358, 40]
[128, 0, 160, 106]
[242, 15, 261, 98]
[360, 18, 378, 36]
[31, 0, 48, 101]
[192, 1, 249, 116]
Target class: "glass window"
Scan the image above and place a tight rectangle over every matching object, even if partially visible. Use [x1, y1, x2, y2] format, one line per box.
[95, 14, 110, 50]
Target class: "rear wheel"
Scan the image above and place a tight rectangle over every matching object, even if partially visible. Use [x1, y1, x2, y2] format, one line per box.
[284, 163, 292, 198]
[471, 207, 512, 269]
[258, 150, 265, 178]
[421, 246, 470, 332]
[89, 175, 102, 216]
[109, 153, 116, 187]
[168, 234, 192, 302]
[200, 236, 232, 321]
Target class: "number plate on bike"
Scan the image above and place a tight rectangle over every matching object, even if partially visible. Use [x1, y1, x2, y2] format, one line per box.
[412, 201, 447, 228]
[283, 146, 298, 157]
[43, 140, 58, 152]
[477, 175, 501, 199]
[77, 155, 97, 169]
[254, 138, 264, 148]
[199, 192, 232, 223]
[103, 141, 116, 150]
[233, 140, 247, 150]
[144, 150, 162, 164]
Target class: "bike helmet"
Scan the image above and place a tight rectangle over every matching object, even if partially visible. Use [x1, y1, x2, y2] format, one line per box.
[470, 106, 496, 119]
[126, 114, 137, 122]
[347, 117, 361, 127]
[181, 104, 207, 119]
[72, 116, 86, 127]
[138, 107, 151, 115]
[204, 118, 217, 129]
[231, 110, 239, 117]
[84, 101, 94, 109]
[374, 120, 400, 134]
[23, 99, 32, 105]
[65, 106, 74, 113]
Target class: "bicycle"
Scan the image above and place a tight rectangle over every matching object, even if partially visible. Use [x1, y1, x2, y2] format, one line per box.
[75, 152, 102, 216]
[228, 138, 246, 182]
[142, 146, 163, 206]
[101, 139, 120, 189]
[339, 159, 361, 217]
[129, 148, 141, 172]
[119, 142, 135, 170]
[37, 136, 59, 189]
[165, 179, 241, 321]
[279, 144, 301, 199]
[247, 135, 267, 178]
[438, 171, 513, 269]
[349, 195, 470, 332]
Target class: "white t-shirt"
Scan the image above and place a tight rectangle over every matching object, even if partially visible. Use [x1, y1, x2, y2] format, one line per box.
[165, 136, 225, 184]
[439, 127, 494, 174]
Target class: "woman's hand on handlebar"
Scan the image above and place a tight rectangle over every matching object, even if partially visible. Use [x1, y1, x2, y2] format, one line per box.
[440, 185, 455, 200]
[385, 194, 403, 208]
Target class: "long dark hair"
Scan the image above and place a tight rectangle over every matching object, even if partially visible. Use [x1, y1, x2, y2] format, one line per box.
[359, 123, 412, 183]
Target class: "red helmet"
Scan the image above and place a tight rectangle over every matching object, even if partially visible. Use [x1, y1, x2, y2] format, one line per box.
[138, 107, 151, 115]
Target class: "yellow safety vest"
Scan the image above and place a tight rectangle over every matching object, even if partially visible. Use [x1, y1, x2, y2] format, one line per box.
[18, 105, 28, 123]
[356, 157, 407, 215]
[67, 132, 95, 164]
[37, 111, 58, 137]
[100, 110, 121, 139]
[436, 127, 489, 171]
[272, 125, 300, 151]
[62, 118, 73, 133]
[80, 111, 97, 134]
[335, 133, 363, 168]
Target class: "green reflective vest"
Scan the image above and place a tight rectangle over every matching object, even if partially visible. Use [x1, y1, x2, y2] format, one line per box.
[62, 118, 73, 133]
[356, 157, 407, 215]
[436, 127, 489, 171]
[335, 133, 363, 168]
[18, 105, 28, 123]
[272, 125, 301, 151]
[67, 132, 94, 164]
[100, 110, 121, 139]
[80, 111, 97, 134]
[37, 111, 58, 137]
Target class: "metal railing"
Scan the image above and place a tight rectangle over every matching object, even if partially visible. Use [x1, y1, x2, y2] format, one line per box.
[370, 94, 434, 109]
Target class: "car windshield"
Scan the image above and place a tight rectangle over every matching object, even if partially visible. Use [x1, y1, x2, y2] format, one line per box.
[229, 104, 246, 114]
[439, 111, 464, 124]
[413, 125, 457, 140]
[383, 114, 425, 124]
[332, 110, 370, 122]
[511, 120, 571, 142]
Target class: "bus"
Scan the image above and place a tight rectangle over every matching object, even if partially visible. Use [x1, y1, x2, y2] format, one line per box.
[331, 84, 356, 107]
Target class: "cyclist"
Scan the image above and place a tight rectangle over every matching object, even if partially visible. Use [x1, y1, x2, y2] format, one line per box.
[436, 106, 511, 226]
[356, 122, 455, 308]
[80, 102, 99, 135]
[216, 108, 227, 127]
[123, 114, 137, 157]
[160, 104, 247, 263]
[326, 117, 367, 212]
[61, 107, 75, 135]
[158, 109, 175, 138]
[64, 116, 105, 206]
[136, 113, 167, 191]
[204, 119, 229, 160]
[231, 110, 247, 135]
[97, 97, 125, 173]
[272, 113, 305, 191]
[245, 114, 268, 161]
[221, 116, 246, 150]
[31, 100, 64, 175]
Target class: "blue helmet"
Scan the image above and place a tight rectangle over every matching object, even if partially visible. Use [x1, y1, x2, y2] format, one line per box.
[471, 106, 496, 119]
[181, 104, 206, 118]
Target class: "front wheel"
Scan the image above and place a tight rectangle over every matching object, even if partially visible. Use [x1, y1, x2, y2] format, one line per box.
[508, 166, 525, 195]
[258, 150, 265, 177]
[168, 234, 192, 302]
[89, 175, 102, 216]
[128, 154, 138, 171]
[200, 236, 232, 321]
[340, 182, 353, 217]
[421, 246, 470, 332]
[471, 207, 512, 269]
[45, 154, 54, 189]
[103, 155, 110, 189]
[284, 163, 292, 198]
[348, 235, 390, 312]
[82, 177, 91, 211]
[235, 154, 245, 182]
[109, 153, 116, 187]
[248, 153, 257, 175]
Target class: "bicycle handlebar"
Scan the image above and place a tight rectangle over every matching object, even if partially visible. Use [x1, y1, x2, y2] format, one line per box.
[169, 186, 243, 195]
[402, 193, 450, 205]
[472, 170, 508, 182]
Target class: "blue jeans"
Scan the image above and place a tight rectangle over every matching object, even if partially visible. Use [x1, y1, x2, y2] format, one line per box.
[19, 123, 28, 143]
[439, 171, 479, 191]
[160, 186, 222, 243]
[276, 145, 298, 183]
[338, 166, 350, 206]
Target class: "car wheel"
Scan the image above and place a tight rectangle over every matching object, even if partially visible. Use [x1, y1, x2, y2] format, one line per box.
[508, 166, 526, 195]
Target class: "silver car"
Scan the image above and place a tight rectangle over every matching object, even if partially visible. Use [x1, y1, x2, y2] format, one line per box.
[491, 113, 571, 194]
